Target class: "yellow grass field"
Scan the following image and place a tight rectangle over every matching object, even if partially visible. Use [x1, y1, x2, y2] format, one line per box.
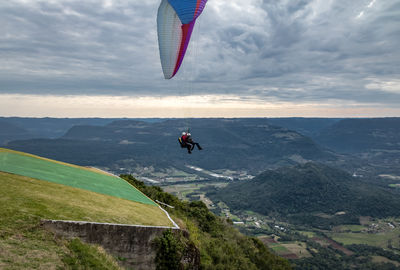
[0, 171, 172, 226]
[281, 242, 312, 258]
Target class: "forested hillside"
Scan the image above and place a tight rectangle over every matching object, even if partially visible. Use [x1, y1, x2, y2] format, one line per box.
[121, 174, 292, 270]
[207, 163, 400, 228]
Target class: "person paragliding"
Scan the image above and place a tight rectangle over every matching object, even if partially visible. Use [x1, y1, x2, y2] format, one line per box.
[158, 0, 208, 151]
[178, 131, 202, 154]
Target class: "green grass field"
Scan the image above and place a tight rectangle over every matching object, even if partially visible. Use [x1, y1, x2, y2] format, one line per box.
[332, 225, 365, 232]
[269, 244, 290, 252]
[327, 229, 400, 249]
[298, 231, 316, 238]
[0, 148, 155, 205]
[0, 171, 172, 269]
[0, 147, 175, 268]
[0, 172, 172, 226]
[281, 242, 312, 258]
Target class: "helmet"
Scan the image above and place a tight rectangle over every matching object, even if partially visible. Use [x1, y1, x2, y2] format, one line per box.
[182, 132, 187, 136]
[187, 133, 191, 136]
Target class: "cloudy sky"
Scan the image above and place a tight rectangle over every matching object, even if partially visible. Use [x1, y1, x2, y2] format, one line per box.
[0, 0, 399, 117]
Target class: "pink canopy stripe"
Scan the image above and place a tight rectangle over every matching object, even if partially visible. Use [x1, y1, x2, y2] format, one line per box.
[172, 21, 196, 78]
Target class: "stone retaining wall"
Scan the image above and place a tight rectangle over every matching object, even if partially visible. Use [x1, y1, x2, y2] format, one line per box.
[41, 220, 184, 270]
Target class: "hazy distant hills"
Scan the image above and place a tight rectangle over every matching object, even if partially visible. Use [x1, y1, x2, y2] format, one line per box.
[6, 118, 335, 173]
[0, 121, 33, 145]
[0, 117, 119, 141]
[314, 118, 400, 153]
[265, 118, 400, 154]
[4, 117, 400, 176]
[207, 163, 400, 227]
[265, 118, 341, 137]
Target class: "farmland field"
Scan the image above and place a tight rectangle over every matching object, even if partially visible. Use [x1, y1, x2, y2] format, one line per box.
[327, 228, 400, 249]
[372, 256, 400, 266]
[162, 182, 228, 202]
[281, 243, 312, 258]
[267, 242, 311, 259]
[332, 225, 365, 232]
[298, 231, 316, 238]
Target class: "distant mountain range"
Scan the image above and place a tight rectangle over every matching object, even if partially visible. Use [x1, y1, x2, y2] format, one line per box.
[0, 117, 118, 143]
[265, 118, 341, 137]
[2, 117, 400, 177]
[5, 118, 335, 174]
[0, 117, 164, 142]
[207, 162, 400, 228]
[314, 118, 400, 153]
[0, 121, 33, 145]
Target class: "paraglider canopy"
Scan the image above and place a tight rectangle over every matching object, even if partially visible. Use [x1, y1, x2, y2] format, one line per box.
[157, 0, 208, 79]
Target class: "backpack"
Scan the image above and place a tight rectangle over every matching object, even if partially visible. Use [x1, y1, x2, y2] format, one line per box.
[178, 137, 186, 148]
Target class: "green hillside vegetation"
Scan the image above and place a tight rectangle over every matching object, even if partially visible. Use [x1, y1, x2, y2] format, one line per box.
[0, 151, 291, 270]
[121, 175, 292, 270]
[0, 172, 172, 269]
[207, 163, 400, 228]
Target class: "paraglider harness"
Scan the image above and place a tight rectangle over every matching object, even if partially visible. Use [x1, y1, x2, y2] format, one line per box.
[178, 133, 189, 148]
[178, 131, 202, 154]
[178, 136, 186, 148]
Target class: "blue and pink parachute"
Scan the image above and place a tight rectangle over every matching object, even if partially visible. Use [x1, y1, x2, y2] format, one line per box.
[157, 0, 208, 79]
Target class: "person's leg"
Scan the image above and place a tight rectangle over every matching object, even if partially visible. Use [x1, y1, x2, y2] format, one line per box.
[186, 143, 193, 153]
[194, 142, 202, 150]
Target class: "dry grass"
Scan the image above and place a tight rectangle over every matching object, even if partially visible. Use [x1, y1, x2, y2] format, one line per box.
[0, 171, 174, 269]
[327, 229, 400, 249]
[85, 166, 117, 176]
[0, 236, 65, 270]
[0, 171, 172, 226]
[372, 255, 400, 266]
[281, 242, 312, 258]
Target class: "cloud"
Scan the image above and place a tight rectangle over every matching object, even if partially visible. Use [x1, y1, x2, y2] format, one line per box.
[0, 0, 162, 94]
[1, 93, 399, 118]
[0, 0, 399, 115]
[365, 78, 400, 93]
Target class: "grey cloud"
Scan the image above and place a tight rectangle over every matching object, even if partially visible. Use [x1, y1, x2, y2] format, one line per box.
[0, 0, 163, 95]
[0, 0, 399, 107]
